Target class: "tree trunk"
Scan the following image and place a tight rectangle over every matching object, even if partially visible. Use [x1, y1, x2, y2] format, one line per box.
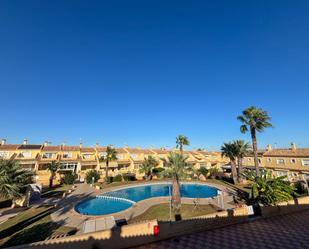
[105, 160, 109, 183]
[231, 160, 238, 184]
[237, 156, 243, 183]
[250, 126, 260, 176]
[172, 174, 181, 214]
[49, 173, 55, 188]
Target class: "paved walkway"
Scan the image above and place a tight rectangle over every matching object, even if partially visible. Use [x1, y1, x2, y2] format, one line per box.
[135, 209, 309, 249]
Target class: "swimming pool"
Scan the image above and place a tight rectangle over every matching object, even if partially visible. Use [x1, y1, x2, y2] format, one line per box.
[75, 183, 219, 216]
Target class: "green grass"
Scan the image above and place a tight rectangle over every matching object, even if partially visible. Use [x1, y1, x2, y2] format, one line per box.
[128, 204, 220, 224]
[0, 206, 76, 248]
[41, 184, 72, 198]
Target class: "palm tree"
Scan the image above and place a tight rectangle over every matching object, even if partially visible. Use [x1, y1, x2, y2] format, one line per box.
[244, 170, 296, 205]
[139, 155, 158, 180]
[237, 106, 273, 176]
[234, 140, 251, 182]
[221, 142, 238, 184]
[100, 146, 117, 183]
[0, 159, 34, 200]
[176, 135, 190, 155]
[47, 161, 60, 188]
[163, 153, 192, 215]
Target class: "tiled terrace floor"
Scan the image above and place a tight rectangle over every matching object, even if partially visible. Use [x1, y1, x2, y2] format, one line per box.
[135, 209, 309, 249]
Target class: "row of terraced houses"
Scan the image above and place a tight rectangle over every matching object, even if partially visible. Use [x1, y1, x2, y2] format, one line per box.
[1, 139, 309, 185]
[0, 139, 227, 185]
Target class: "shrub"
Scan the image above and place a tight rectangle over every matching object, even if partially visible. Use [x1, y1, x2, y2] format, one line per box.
[85, 170, 100, 184]
[244, 171, 297, 205]
[122, 173, 136, 181]
[152, 167, 165, 175]
[63, 172, 77, 185]
[113, 174, 123, 182]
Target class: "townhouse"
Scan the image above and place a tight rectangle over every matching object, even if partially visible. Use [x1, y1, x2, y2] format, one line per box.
[243, 143, 309, 182]
[0, 139, 227, 185]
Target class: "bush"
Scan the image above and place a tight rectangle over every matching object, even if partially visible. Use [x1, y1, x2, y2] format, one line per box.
[63, 172, 77, 185]
[152, 167, 165, 175]
[122, 173, 136, 181]
[113, 174, 123, 182]
[85, 170, 100, 184]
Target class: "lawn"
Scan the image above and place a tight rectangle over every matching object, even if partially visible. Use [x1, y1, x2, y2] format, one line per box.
[128, 203, 220, 224]
[0, 206, 76, 248]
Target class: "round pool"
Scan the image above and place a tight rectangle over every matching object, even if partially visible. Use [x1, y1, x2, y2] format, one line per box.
[75, 183, 218, 216]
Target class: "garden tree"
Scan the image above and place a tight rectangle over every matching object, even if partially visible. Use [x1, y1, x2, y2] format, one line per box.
[237, 106, 272, 176]
[46, 161, 60, 188]
[221, 142, 238, 184]
[244, 171, 297, 205]
[176, 135, 190, 155]
[85, 170, 100, 184]
[0, 159, 34, 200]
[139, 155, 158, 180]
[195, 167, 208, 180]
[163, 153, 193, 215]
[100, 146, 117, 183]
[234, 140, 251, 182]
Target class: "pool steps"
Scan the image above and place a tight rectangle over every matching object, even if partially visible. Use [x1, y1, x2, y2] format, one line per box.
[97, 195, 136, 204]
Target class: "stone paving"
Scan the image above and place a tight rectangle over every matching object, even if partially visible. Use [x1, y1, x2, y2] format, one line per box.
[135, 209, 309, 249]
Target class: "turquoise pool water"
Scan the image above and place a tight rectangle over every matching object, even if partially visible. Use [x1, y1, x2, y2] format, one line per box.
[75, 183, 218, 216]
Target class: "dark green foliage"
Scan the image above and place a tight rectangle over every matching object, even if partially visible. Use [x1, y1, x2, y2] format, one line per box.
[122, 173, 136, 181]
[0, 159, 34, 199]
[244, 171, 297, 205]
[197, 167, 208, 178]
[63, 172, 77, 185]
[113, 174, 123, 182]
[152, 167, 165, 174]
[85, 170, 100, 184]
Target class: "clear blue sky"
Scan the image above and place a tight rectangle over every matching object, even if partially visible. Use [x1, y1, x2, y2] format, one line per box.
[0, 1, 309, 150]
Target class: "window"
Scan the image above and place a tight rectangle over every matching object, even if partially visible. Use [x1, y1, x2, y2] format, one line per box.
[60, 163, 77, 171]
[302, 160, 309, 166]
[258, 158, 261, 164]
[290, 159, 296, 164]
[131, 154, 137, 159]
[276, 170, 288, 177]
[277, 159, 285, 165]
[63, 152, 72, 159]
[18, 151, 31, 158]
[267, 158, 272, 163]
[0, 151, 9, 158]
[82, 154, 91, 159]
[100, 152, 107, 158]
[117, 154, 124, 160]
[42, 153, 54, 159]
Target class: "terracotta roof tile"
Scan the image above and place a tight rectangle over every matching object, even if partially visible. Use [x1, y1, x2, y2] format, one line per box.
[42, 146, 61, 151]
[264, 148, 309, 157]
[0, 144, 19, 150]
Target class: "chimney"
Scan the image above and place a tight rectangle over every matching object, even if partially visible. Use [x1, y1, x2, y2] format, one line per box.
[291, 142, 297, 151]
[95, 143, 99, 148]
[79, 142, 83, 148]
[1, 139, 6, 145]
[266, 144, 272, 151]
[23, 139, 28, 145]
[43, 141, 49, 147]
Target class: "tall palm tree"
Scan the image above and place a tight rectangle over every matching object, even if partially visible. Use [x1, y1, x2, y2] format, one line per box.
[100, 146, 117, 183]
[139, 155, 158, 180]
[163, 153, 192, 215]
[176, 135, 190, 155]
[47, 161, 60, 188]
[234, 140, 251, 182]
[237, 106, 273, 176]
[0, 159, 34, 200]
[221, 142, 238, 184]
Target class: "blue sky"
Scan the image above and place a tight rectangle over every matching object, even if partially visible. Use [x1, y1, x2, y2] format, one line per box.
[0, 1, 309, 150]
